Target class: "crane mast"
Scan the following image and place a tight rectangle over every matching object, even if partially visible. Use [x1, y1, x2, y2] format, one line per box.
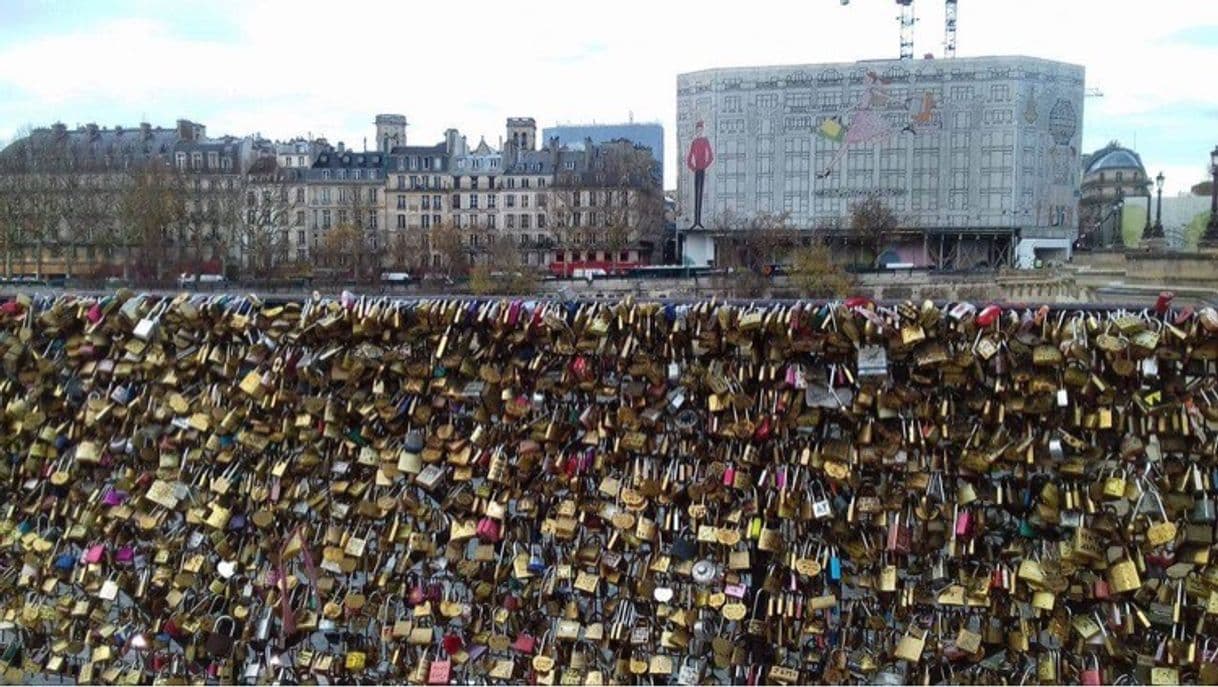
[944, 0, 958, 58]
[897, 0, 916, 61]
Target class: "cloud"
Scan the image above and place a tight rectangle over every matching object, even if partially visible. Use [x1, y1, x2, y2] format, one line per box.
[0, 0, 1215, 193]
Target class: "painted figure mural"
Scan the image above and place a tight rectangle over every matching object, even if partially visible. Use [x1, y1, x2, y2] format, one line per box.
[686, 120, 714, 229]
[816, 71, 939, 178]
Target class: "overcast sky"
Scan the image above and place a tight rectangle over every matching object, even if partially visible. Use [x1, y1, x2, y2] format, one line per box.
[1, 0, 1216, 194]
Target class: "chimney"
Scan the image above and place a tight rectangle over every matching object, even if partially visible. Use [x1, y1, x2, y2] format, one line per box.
[140, 122, 152, 140]
[337, 141, 346, 153]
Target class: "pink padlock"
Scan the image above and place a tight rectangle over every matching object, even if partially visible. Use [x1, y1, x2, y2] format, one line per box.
[1080, 655, 1102, 685]
[86, 303, 103, 324]
[115, 546, 135, 563]
[954, 509, 972, 538]
[475, 517, 501, 543]
[82, 544, 105, 564]
[722, 463, 735, 487]
[101, 489, 126, 507]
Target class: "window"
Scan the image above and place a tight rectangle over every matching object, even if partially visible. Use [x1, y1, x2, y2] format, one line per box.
[296, 229, 305, 244]
[522, 178, 530, 189]
[322, 210, 332, 229]
[433, 214, 441, 226]
[397, 196, 406, 210]
[507, 215, 516, 229]
[422, 215, 431, 229]
[175, 152, 187, 169]
[320, 188, 331, 204]
[433, 194, 441, 209]
[522, 214, 531, 230]
[321, 170, 330, 180]
[207, 152, 218, 168]
[507, 178, 516, 189]
[538, 194, 547, 207]
[409, 157, 418, 171]
[298, 156, 306, 167]
[397, 214, 406, 229]
[423, 157, 431, 170]
[422, 196, 431, 210]
[521, 195, 529, 209]
[756, 93, 779, 108]
[469, 193, 478, 209]
[488, 214, 496, 229]
[507, 195, 516, 208]
[452, 194, 461, 209]
[538, 178, 546, 188]
[191, 152, 202, 169]
[472, 176, 480, 190]
[488, 194, 497, 208]
[296, 210, 305, 226]
[295, 188, 304, 203]
[564, 161, 576, 170]
[537, 214, 546, 229]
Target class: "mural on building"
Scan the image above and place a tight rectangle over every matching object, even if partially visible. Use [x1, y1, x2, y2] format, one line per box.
[815, 71, 940, 178]
[686, 120, 714, 229]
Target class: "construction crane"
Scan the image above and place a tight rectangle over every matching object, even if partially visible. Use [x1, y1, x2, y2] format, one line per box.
[839, 1, 961, 61]
[944, 0, 958, 58]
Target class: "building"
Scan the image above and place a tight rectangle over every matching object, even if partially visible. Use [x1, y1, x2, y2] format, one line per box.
[304, 144, 388, 277]
[676, 55, 1086, 268]
[0, 119, 262, 279]
[543, 122, 664, 182]
[1078, 141, 1150, 249]
[385, 136, 452, 271]
[171, 121, 259, 276]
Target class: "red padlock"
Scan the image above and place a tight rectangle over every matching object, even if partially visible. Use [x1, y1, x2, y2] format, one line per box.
[976, 304, 1002, 328]
[1155, 291, 1174, 315]
[1093, 578, 1110, 600]
[512, 632, 536, 653]
[722, 463, 736, 487]
[844, 296, 872, 310]
[442, 632, 463, 655]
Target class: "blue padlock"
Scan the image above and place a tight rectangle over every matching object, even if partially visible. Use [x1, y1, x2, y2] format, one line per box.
[829, 552, 842, 581]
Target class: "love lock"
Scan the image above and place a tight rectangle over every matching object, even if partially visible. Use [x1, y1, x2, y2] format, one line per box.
[692, 559, 718, 585]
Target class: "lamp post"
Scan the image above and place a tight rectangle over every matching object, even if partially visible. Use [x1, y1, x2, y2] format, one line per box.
[1111, 186, 1125, 249]
[1201, 145, 1218, 248]
[1153, 171, 1165, 237]
[1142, 171, 1166, 249]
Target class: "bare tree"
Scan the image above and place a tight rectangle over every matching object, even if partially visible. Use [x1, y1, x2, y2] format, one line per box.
[428, 220, 468, 279]
[849, 195, 900, 263]
[790, 239, 854, 298]
[120, 160, 186, 284]
[469, 235, 537, 295]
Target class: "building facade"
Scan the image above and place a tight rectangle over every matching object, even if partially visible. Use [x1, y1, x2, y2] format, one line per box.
[542, 122, 665, 182]
[676, 55, 1085, 268]
[1077, 141, 1150, 249]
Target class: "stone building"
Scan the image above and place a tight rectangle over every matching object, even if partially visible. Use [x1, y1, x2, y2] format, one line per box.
[676, 55, 1086, 268]
[1077, 141, 1150, 249]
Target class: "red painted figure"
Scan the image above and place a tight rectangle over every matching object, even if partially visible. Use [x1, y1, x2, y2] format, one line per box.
[686, 120, 714, 229]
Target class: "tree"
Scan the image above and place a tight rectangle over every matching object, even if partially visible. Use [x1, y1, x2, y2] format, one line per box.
[790, 240, 854, 298]
[849, 195, 900, 263]
[708, 211, 800, 297]
[315, 224, 361, 274]
[119, 160, 186, 284]
[429, 220, 468, 279]
[234, 163, 303, 279]
[548, 141, 664, 271]
[469, 236, 537, 295]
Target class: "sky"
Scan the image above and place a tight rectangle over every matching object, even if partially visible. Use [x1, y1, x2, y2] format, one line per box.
[1, 0, 1216, 195]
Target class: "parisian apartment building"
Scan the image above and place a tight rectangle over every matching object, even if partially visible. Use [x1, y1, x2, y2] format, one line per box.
[0, 114, 664, 279]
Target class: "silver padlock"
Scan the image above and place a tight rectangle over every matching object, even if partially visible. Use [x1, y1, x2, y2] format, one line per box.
[677, 656, 704, 686]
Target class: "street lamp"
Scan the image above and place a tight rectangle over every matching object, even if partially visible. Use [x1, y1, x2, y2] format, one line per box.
[1201, 145, 1218, 247]
[1111, 186, 1125, 249]
[1144, 171, 1165, 240]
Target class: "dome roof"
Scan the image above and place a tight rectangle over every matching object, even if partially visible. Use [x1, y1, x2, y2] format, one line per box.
[1084, 142, 1146, 176]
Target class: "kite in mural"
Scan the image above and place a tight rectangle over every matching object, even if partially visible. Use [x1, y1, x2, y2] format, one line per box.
[686, 120, 714, 229]
[816, 71, 939, 179]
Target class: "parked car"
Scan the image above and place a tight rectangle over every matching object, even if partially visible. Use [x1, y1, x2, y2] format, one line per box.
[178, 273, 227, 287]
[380, 272, 412, 284]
